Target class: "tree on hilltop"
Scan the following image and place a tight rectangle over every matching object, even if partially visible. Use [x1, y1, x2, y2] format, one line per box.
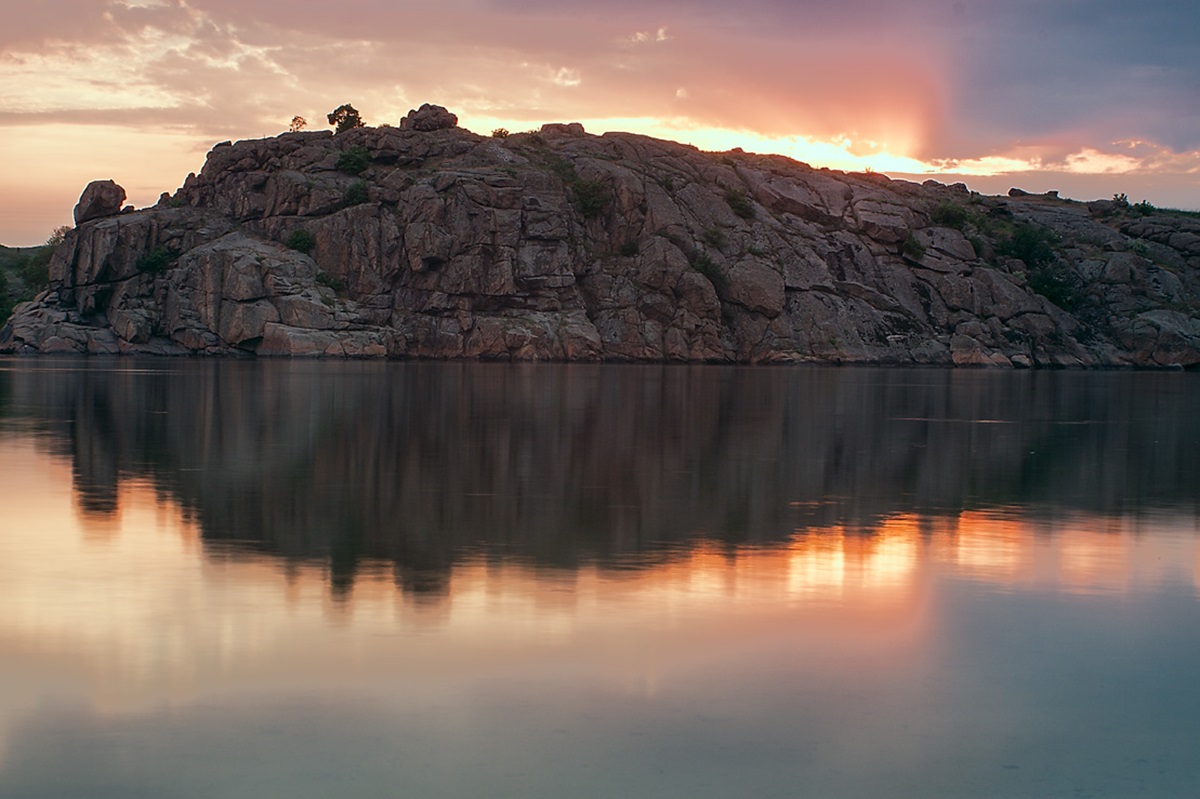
[327, 104, 365, 133]
[289, 115, 307, 132]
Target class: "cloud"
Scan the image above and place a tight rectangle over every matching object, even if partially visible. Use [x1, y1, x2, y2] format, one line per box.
[3, 0, 1195, 158]
[2, 0, 1199, 243]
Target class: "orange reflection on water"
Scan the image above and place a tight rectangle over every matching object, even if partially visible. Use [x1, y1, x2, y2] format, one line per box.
[786, 516, 923, 603]
[926, 508, 1200, 596]
[2, 434, 1199, 735]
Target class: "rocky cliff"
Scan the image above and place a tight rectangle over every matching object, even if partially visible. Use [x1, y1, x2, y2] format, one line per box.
[4, 105, 1199, 366]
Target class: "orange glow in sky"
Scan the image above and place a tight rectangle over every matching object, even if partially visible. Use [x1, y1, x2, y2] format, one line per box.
[1, 0, 1198, 244]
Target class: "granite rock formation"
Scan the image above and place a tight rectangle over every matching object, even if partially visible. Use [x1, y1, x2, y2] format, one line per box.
[72, 179, 126, 225]
[4, 110, 1199, 366]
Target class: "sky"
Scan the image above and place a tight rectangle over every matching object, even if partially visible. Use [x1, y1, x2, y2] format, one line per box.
[1, 0, 1198, 245]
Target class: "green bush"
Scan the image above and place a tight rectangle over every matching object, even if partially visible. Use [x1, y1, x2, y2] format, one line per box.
[343, 180, 369, 206]
[491, 128, 510, 138]
[931, 202, 973, 230]
[996, 223, 1081, 309]
[572, 179, 610, 218]
[902, 232, 926, 259]
[725, 189, 754, 219]
[287, 229, 316, 254]
[619, 241, 639, 257]
[689, 249, 727, 293]
[335, 146, 371, 175]
[997, 222, 1058, 269]
[1132, 200, 1156, 216]
[541, 155, 610, 217]
[1027, 264, 1082, 310]
[137, 246, 178, 275]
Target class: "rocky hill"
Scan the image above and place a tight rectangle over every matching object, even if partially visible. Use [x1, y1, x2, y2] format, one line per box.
[3, 104, 1199, 366]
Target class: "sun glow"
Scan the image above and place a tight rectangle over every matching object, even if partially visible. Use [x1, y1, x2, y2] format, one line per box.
[457, 112, 934, 174]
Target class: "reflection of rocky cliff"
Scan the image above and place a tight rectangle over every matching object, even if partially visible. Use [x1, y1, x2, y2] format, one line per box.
[3, 107, 1199, 365]
[3, 361, 1198, 595]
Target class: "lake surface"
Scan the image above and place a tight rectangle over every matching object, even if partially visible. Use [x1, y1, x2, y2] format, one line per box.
[1, 359, 1198, 798]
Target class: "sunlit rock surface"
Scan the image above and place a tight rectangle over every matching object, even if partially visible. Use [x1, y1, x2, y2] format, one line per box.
[4, 112, 1199, 365]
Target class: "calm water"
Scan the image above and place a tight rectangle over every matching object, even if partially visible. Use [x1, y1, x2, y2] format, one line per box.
[1, 359, 1199, 798]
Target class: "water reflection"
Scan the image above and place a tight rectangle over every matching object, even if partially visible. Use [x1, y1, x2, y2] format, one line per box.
[2, 361, 1200, 798]
[2, 360, 1198, 602]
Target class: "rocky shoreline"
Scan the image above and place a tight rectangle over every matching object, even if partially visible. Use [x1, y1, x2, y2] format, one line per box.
[3, 104, 1198, 366]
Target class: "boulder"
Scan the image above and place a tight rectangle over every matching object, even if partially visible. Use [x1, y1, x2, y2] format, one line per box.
[73, 180, 127, 224]
[400, 104, 458, 132]
[540, 122, 586, 136]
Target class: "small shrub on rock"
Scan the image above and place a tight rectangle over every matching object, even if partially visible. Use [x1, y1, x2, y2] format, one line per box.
[335, 146, 371, 175]
[287, 229, 316, 254]
[137, 246, 178, 275]
[343, 181, 369, 206]
[902, 233, 926, 260]
[491, 128, 510, 138]
[689, 249, 728, 294]
[725, 189, 754, 219]
[998, 222, 1058, 269]
[931, 202, 973, 230]
[572, 179, 610, 218]
[1027, 263, 1083, 310]
[997, 223, 1082, 309]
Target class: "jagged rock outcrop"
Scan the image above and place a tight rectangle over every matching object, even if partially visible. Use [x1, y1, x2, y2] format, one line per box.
[4, 108, 1199, 365]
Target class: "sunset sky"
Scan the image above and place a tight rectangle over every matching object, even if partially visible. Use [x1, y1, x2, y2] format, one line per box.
[1, 0, 1197, 245]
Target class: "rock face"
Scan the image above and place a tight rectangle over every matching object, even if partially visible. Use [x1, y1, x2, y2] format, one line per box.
[73, 179, 126, 224]
[4, 109, 1200, 366]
